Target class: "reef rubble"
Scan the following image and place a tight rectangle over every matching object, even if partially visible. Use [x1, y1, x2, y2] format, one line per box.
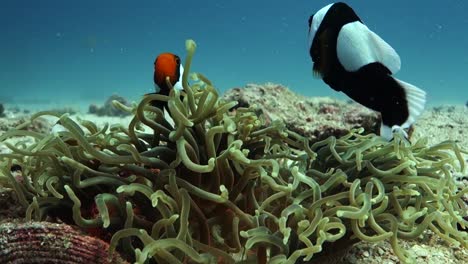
[223, 83, 379, 143]
[88, 94, 132, 117]
[0, 221, 128, 263]
[412, 105, 468, 150]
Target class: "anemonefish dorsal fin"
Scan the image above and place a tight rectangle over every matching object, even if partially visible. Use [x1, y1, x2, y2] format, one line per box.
[154, 53, 183, 94]
[336, 22, 401, 74]
[380, 124, 409, 141]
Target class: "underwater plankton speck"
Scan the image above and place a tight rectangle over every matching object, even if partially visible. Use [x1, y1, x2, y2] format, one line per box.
[0, 39, 467, 264]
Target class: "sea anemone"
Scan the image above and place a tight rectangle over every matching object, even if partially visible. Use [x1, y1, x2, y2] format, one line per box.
[0, 40, 466, 264]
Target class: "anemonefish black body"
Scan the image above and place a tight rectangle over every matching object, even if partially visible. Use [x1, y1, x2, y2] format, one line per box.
[152, 52, 184, 111]
[308, 2, 426, 140]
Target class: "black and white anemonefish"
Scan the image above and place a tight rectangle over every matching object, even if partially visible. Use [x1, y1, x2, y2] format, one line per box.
[308, 2, 426, 140]
[152, 52, 184, 111]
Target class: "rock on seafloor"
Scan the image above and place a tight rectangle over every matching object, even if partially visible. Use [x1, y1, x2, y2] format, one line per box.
[0, 187, 25, 220]
[223, 83, 380, 142]
[0, 115, 51, 135]
[88, 94, 131, 117]
[0, 221, 128, 264]
[344, 229, 468, 264]
[412, 104, 468, 149]
[0, 103, 5, 117]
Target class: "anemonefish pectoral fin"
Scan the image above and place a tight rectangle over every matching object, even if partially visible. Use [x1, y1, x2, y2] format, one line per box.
[395, 78, 426, 129]
[312, 65, 322, 78]
[337, 21, 401, 74]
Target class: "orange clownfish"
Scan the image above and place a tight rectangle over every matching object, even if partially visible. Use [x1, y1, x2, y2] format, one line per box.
[152, 52, 184, 111]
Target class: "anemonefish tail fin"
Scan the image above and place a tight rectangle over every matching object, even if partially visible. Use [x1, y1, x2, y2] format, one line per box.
[396, 78, 426, 129]
[379, 78, 426, 141]
[380, 123, 409, 141]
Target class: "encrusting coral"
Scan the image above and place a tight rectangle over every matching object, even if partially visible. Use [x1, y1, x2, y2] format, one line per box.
[222, 83, 379, 143]
[0, 39, 467, 264]
[0, 221, 128, 263]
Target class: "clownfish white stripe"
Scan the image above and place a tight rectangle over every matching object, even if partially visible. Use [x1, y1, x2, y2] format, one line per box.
[308, 3, 333, 49]
[174, 66, 184, 90]
[337, 22, 401, 74]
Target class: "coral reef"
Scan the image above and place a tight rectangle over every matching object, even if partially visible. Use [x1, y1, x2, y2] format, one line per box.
[48, 107, 78, 116]
[6, 105, 31, 115]
[0, 40, 466, 264]
[0, 221, 128, 263]
[89, 94, 132, 117]
[0, 113, 52, 155]
[0, 115, 51, 135]
[346, 229, 468, 264]
[223, 83, 379, 143]
[0, 103, 4, 118]
[413, 105, 468, 149]
[0, 187, 24, 220]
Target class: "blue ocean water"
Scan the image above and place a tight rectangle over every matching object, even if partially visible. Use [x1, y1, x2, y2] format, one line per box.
[1, 0, 467, 108]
